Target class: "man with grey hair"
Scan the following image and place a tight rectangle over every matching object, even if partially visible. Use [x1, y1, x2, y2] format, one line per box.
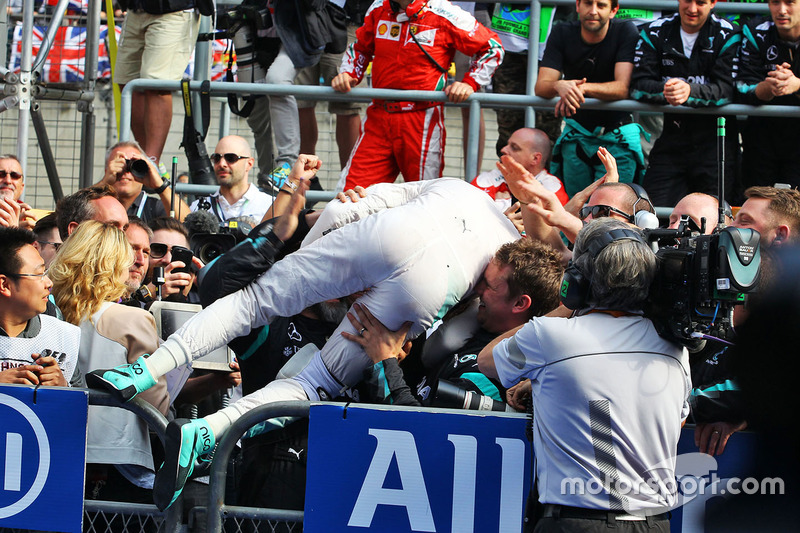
[124, 217, 153, 302]
[95, 141, 190, 222]
[0, 154, 33, 229]
[479, 218, 690, 531]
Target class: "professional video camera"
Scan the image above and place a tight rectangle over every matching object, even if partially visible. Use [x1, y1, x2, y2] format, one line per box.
[643, 117, 761, 347]
[644, 211, 760, 346]
[224, 1, 275, 84]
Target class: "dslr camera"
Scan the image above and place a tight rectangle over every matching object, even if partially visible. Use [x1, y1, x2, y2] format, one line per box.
[124, 158, 149, 179]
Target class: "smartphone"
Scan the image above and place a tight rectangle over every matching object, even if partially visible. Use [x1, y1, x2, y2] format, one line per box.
[171, 246, 194, 275]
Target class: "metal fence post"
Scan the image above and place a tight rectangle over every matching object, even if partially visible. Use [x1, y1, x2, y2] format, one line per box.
[207, 401, 312, 533]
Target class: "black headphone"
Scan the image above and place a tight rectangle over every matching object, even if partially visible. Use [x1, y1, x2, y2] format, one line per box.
[560, 227, 648, 310]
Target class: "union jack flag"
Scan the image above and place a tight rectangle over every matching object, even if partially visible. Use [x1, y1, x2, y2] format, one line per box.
[8, 21, 235, 84]
[8, 23, 120, 83]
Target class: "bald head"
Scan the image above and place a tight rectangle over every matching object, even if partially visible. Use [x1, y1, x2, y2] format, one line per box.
[215, 135, 252, 158]
[500, 128, 552, 174]
[669, 193, 722, 234]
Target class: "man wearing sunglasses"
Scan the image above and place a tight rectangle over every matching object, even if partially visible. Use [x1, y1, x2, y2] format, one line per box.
[0, 155, 34, 230]
[143, 217, 203, 303]
[0, 227, 80, 388]
[496, 152, 646, 263]
[190, 136, 275, 224]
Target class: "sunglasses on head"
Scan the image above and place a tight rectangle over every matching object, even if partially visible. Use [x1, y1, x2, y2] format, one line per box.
[210, 153, 248, 165]
[0, 170, 22, 180]
[579, 204, 634, 222]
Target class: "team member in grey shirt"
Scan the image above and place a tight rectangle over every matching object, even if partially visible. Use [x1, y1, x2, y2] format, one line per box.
[480, 218, 690, 532]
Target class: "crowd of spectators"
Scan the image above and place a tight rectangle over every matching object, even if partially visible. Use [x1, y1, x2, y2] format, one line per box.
[3, 0, 800, 529]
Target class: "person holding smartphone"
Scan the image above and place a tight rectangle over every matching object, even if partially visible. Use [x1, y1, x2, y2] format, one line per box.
[143, 216, 204, 304]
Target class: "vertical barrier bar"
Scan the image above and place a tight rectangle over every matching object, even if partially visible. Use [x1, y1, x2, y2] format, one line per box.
[193, 15, 212, 134]
[16, 0, 34, 173]
[80, 0, 101, 188]
[525, 0, 541, 128]
[465, 99, 481, 179]
[120, 83, 133, 141]
[219, 99, 231, 138]
[0, 0, 8, 70]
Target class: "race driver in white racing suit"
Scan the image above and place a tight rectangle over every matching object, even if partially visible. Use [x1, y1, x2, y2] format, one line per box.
[87, 155, 519, 510]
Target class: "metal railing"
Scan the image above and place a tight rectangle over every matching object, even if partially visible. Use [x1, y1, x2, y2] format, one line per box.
[206, 401, 311, 533]
[121, 79, 800, 186]
[0, 0, 780, 204]
[83, 390, 184, 533]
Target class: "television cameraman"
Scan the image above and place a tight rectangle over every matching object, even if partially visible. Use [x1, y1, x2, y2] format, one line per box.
[479, 218, 690, 532]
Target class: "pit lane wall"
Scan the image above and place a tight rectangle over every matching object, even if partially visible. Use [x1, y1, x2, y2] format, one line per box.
[299, 404, 761, 533]
[0, 389, 763, 533]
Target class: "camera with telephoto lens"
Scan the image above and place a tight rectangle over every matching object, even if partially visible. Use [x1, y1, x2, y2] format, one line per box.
[433, 379, 512, 412]
[223, 1, 275, 83]
[191, 219, 253, 264]
[644, 216, 761, 347]
[124, 158, 149, 179]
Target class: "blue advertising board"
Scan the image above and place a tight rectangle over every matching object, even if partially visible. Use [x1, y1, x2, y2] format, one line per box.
[305, 404, 532, 533]
[0, 385, 88, 533]
[305, 404, 763, 533]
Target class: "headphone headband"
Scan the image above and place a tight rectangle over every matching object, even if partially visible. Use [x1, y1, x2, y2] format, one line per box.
[561, 227, 648, 310]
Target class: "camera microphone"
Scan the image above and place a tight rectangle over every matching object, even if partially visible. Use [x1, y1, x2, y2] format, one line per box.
[184, 209, 220, 240]
[153, 267, 165, 301]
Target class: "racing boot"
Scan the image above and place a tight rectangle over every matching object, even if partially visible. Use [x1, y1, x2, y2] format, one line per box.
[85, 354, 156, 403]
[153, 418, 215, 511]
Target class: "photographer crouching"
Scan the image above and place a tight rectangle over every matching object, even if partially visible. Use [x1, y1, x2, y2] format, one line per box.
[479, 218, 690, 532]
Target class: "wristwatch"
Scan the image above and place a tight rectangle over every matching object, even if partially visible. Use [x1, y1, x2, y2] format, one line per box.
[280, 180, 299, 194]
[145, 177, 170, 195]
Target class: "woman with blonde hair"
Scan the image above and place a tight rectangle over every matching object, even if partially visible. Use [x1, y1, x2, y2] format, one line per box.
[49, 220, 169, 503]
